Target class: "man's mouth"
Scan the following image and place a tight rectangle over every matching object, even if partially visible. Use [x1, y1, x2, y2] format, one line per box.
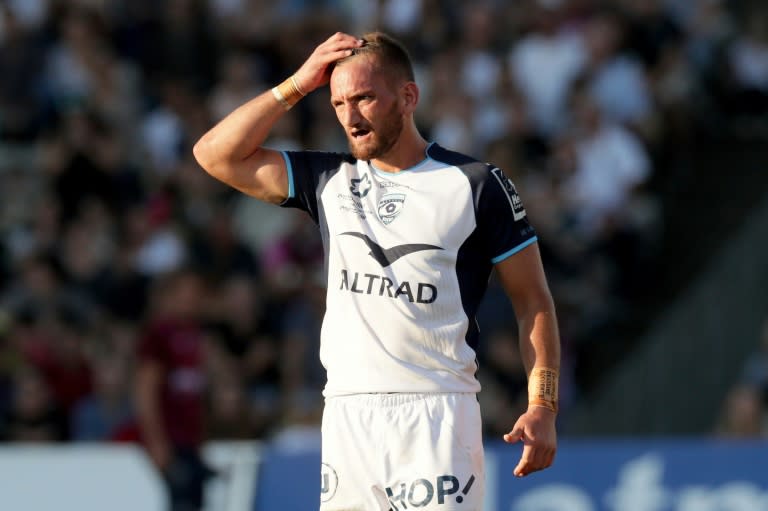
[351, 128, 371, 139]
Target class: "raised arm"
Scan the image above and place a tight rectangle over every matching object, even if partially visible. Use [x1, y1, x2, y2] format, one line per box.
[494, 242, 561, 477]
[192, 32, 363, 203]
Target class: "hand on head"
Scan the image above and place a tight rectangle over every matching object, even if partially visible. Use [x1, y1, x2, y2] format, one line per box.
[293, 32, 364, 95]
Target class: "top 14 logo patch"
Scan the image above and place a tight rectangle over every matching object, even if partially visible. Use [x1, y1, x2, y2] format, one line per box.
[377, 193, 406, 225]
[490, 167, 526, 221]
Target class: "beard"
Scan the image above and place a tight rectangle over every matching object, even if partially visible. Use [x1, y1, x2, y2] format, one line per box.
[346, 103, 404, 161]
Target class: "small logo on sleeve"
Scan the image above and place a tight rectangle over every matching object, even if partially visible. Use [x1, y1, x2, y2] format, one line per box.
[490, 167, 526, 221]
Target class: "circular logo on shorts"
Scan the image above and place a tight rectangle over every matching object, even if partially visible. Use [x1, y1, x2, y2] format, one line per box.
[320, 462, 339, 502]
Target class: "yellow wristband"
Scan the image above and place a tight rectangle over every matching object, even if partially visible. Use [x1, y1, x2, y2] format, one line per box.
[272, 75, 305, 110]
[271, 86, 291, 110]
[528, 367, 559, 412]
[290, 75, 306, 97]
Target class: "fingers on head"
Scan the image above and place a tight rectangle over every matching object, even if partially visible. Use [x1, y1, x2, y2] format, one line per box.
[330, 32, 357, 46]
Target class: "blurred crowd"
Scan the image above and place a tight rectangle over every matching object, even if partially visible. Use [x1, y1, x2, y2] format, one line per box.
[0, 0, 767, 447]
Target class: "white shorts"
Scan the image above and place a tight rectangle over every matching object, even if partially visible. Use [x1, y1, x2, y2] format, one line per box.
[320, 393, 484, 511]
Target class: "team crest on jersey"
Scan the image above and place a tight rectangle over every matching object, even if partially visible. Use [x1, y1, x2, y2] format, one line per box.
[377, 193, 406, 225]
[350, 173, 372, 197]
[490, 167, 526, 221]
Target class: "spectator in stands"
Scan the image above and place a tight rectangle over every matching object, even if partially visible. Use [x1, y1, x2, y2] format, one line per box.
[29, 309, 93, 417]
[556, 82, 652, 240]
[71, 354, 134, 442]
[508, 2, 586, 138]
[56, 200, 116, 301]
[0, 365, 68, 442]
[140, 79, 203, 177]
[187, 202, 261, 282]
[42, 108, 126, 224]
[723, 6, 768, 118]
[258, 209, 324, 298]
[206, 368, 254, 440]
[207, 274, 282, 437]
[126, 193, 188, 278]
[580, 9, 654, 134]
[43, 7, 109, 109]
[276, 277, 325, 430]
[0, 4, 45, 146]
[135, 268, 214, 511]
[208, 51, 266, 123]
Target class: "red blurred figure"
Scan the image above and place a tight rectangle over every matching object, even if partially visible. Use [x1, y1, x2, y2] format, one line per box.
[135, 268, 214, 511]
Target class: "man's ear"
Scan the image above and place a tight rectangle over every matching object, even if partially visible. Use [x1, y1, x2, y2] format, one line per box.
[401, 81, 419, 114]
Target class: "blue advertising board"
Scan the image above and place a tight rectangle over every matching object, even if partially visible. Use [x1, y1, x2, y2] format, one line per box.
[254, 439, 768, 511]
[490, 439, 768, 511]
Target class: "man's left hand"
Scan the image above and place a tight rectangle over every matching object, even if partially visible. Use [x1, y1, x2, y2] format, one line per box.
[503, 406, 557, 477]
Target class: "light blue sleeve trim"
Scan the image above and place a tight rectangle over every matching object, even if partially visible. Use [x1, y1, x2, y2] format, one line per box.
[491, 236, 538, 264]
[279, 151, 295, 199]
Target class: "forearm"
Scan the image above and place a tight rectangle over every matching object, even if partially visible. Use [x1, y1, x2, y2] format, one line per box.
[494, 245, 562, 400]
[516, 293, 561, 413]
[517, 300, 560, 375]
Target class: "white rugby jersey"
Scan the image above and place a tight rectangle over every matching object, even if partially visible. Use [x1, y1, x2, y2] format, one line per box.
[280, 143, 537, 396]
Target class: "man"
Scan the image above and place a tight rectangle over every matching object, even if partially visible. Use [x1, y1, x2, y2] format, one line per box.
[135, 269, 213, 511]
[194, 31, 560, 511]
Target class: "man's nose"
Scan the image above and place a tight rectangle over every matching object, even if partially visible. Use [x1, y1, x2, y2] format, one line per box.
[340, 103, 361, 127]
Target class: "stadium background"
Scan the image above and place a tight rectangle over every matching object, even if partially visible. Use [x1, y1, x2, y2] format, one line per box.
[0, 0, 766, 509]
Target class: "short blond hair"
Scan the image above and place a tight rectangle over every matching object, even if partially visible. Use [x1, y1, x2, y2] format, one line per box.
[336, 31, 415, 83]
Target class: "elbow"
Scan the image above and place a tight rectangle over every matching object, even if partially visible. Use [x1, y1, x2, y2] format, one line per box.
[192, 135, 217, 174]
[516, 288, 557, 322]
[193, 134, 235, 184]
[534, 290, 557, 319]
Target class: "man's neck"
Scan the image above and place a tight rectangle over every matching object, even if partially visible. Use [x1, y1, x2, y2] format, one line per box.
[371, 127, 428, 173]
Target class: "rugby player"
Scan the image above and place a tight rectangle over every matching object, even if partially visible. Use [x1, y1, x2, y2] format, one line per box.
[194, 31, 561, 511]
